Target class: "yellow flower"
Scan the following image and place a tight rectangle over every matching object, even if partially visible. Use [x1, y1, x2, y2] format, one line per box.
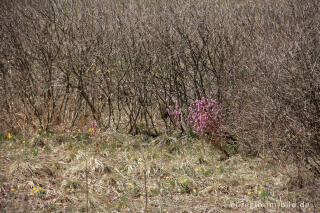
[14, 126, 17, 129]
[8, 143, 12, 147]
[21, 149, 24, 152]
[248, 192, 251, 195]
[216, 165, 220, 168]
[8, 133, 12, 140]
[180, 165, 183, 169]
[11, 188, 15, 192]
[165, 176, 170, 180]
[128, 183, 134, 189]
[140, 195, 144, 199]
[193, 189, 197, 193]
[22, 140, 25, 144]
[258, 191, 262, 195]
[39, 187, 44, 191]
[160, 167, 164, 170]
[42, 147, 45, 151]
[163, 209, 167, 212]
[36, 134, 40, 138]
[260, 186, 263, 190]
[78, 129, 81, 132]
[60, 134, 64, 137]
[88, 128, 92, 132]
[89, 190, 92, 193]
[148, 186, 151, 191]
[195, 168, 199, 172]
[255, 190, 258, 193]
[33, 187, 37, 191]
[105, 138, 109, 143]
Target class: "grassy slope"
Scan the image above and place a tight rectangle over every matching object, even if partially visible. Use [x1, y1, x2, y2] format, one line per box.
[0, 129, 317, 212]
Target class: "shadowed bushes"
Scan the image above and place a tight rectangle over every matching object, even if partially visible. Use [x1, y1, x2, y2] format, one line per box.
[0, 0, 319, 186]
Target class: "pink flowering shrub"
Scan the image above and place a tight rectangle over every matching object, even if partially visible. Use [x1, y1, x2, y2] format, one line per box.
[167, 92, 223, 140]
[166, 99, 183, 124]
[90, 120, 101, 137]
[187, 94, 223, 139]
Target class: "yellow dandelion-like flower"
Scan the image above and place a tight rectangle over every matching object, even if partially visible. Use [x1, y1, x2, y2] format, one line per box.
[118, 194, 121, 197]
[248, 192, 251, 195]
[148, 186, 152, 191]
[163, 209, 167, 212]
[36, 134, 40, 138]
[128, 183, 134, 189]
[193, 189, 197, 193]
[180, 165, 183, 169]
[11, 188, 15, 192]
[39, 187, 44, 191]
[42, 147, 45, 151]
[89, 189, 92, 193]
[127, 171, 131, 175]
[8, 133, 13, 139]
[34, 189, 39, 194]
[165, 176, 170, 180]
[160, 167, 164, 170]
[204, 169, 208, 172]
[178, 188, 181, 192]
[21, 149, 24, 152]
[8, 143, 12, 147]
[140, 195, 144, 199]
[105, 138, 109, 143]
[260, 186, 263, 190]
[72, 130, 75, 133]
[23, 140, 25, 144]
[78, 129, 80, 132]
[258, 191, 262, 195]
[255, 190, 258, 193]
[33, 187, 37, 191]
[14, 126, 17, 129]
[195, 168, 199, 172]
[73, 136, 76, 139]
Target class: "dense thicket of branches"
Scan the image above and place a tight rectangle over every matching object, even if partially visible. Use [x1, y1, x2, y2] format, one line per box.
[1, 0, 319, 176]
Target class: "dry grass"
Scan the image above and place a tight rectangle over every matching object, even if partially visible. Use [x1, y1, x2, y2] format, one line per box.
[0, 130, 318, 212]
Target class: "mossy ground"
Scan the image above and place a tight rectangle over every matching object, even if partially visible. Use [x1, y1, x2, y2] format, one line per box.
[0, 129, 317, 212]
